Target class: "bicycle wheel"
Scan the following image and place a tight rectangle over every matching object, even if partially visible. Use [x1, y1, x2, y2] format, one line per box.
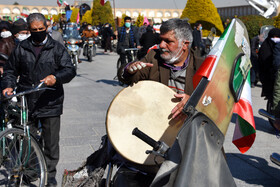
[0, 128, 47, 186]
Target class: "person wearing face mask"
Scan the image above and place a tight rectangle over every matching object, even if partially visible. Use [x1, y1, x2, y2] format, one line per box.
[1, 13, 76, 187]
[46, 19, 64, 45]
[81, 24, 98, 56]
[0, 21, 13, 75]
[192, 22, 204, 56]
[117, 16, 141, 65]
[121, 18, 204, 119]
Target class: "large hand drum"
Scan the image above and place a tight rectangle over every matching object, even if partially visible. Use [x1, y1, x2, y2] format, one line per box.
[106, 80, 185, 165]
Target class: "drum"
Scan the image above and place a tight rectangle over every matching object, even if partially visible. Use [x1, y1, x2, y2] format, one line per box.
[106, 80, 186, 165]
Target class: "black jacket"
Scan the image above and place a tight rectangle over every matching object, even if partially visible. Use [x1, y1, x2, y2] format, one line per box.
[2, 36, 76, 118]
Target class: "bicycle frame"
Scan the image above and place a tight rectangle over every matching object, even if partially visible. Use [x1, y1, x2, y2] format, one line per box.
[2, 82, 47, 156]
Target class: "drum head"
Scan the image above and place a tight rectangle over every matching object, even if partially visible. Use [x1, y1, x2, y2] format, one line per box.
[106, 80, 185, 165]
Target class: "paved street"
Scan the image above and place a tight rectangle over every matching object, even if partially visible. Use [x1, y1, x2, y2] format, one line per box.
[57, 46, 280, 186]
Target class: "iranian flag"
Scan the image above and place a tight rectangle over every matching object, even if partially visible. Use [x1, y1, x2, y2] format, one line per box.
[57, 0, 63, 7]
[21, 7, 29, 17]
[193, 18, 256, 153]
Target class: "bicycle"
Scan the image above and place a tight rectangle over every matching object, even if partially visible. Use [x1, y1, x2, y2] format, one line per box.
[0, 82, 50, 186]
[115, 48, 139, 85]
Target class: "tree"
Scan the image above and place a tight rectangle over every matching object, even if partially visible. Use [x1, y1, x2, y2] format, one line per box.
[91, 0, 115, 28]
[274, 14, 280, 29]
[92, 0, 103, 26]
[239, 15, 274, 39]
[181, 0, 224, 36]
[81, 9, 93, 25]
[135, 14, 144, 27]
[13, 2, 19, 5]
[70, 8, 79, 23]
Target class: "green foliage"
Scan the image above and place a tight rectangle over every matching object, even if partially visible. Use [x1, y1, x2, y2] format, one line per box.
[81, 9, 93, 25]
[274, 14, 280, 29]
[70, 8, 79, 23]
[13, 2, 19, 5]
[181, 0, 224, 36]
[135, 14, 144, 27]
[91, 0, 115, 28]
[239, 15, 274, 39]
[53, 14, 61, 23]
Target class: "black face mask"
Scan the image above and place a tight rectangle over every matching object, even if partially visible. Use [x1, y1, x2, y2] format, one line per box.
[31, 30, 46, 43]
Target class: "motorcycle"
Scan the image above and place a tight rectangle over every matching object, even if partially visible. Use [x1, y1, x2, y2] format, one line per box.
[83, 37, 97, 62]
[63, 23, 82, 71]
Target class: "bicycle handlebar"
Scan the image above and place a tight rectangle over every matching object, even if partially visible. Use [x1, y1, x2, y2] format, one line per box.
[3, 82, 55, 100]
[124, 48, 140, 52]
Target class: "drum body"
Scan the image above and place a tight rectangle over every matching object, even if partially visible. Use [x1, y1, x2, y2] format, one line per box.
[106, 81, 185, 165]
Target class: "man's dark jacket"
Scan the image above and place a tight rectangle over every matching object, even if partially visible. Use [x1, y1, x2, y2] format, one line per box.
[117, 26, 140, 54]
[2, 36, 76, 118]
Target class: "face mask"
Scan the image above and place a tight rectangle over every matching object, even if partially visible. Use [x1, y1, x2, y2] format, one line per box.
[199, 26, 203, 30]
[1, 31, 12, 38]
[161, 43, 184, 64]
[46, 27, 52, 33]
[271, 37, 280, 43]
[88, 26, 93, 30]
[52, 26, 58, 30]
[31, 30, 47, 43]
[17, 34, 30, 41]
[125, 22, 131, 28]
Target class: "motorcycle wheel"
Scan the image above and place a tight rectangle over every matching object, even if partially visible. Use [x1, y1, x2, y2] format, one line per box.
[267, 100, 276, 129]
[93, 45, 97, 57]
[73, 55, 78, 71]
[88, 48, 92, 62]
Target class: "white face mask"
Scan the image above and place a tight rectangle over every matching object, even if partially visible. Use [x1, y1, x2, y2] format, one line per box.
[17, 34, 30, 41]
[160, 43, 184, 64]
[1, 31, 12, 38]
[271, 37, 280, 43]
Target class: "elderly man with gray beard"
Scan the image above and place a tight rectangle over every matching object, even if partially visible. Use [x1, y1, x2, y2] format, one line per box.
[121, 18, 204, 119]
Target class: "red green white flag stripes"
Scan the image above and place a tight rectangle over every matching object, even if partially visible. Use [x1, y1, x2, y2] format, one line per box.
[57, 0, 63, 7]
[193, 18, 256, 153]
[232, 74, 256, 153]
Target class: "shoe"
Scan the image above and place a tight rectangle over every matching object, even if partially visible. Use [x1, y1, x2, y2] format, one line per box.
[78, 59, 82, 63]
[271, 153, 280, 166]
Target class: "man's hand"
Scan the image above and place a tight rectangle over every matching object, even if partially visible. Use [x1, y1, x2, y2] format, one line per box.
[0, 67, 3, 75]
[171, 93, 190, 119]
[137, 45, 142, 49]
[41, 75, 56, 86]
[2, 88, 13, 96]
[126, 61, 153, 74]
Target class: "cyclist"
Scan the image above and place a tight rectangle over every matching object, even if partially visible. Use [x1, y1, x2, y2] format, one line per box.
[117, 16, 141, 66]
[2, 13, 76, 187]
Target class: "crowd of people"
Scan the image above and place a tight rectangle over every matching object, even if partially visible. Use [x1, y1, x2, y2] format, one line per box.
[1, 10, 280, 186]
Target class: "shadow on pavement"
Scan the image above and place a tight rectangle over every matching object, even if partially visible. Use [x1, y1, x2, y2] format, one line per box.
[226, 153, 280, 186]
[96, 79, 122, 86]
[230, 114, 276, 135]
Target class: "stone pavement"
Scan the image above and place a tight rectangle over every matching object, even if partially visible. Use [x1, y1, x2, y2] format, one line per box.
[56, 47, 280, 186]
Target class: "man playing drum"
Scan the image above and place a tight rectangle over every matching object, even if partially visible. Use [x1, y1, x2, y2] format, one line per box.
[121, 18, 204, 119]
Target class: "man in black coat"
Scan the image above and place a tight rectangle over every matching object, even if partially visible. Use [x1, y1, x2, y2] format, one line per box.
[2, 13, 76, 187]
[137, 26, 160, 59]
[117, 16, 141, 65]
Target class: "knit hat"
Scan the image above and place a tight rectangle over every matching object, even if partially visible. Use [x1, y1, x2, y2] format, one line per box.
[0, 21, 12, 32]
[12, 19, 28, 35]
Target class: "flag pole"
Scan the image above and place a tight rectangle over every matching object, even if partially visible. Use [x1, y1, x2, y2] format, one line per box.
[113, 0, 116, 18]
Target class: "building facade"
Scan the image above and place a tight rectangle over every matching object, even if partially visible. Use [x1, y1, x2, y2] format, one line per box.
[0, 4, 182, 23]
